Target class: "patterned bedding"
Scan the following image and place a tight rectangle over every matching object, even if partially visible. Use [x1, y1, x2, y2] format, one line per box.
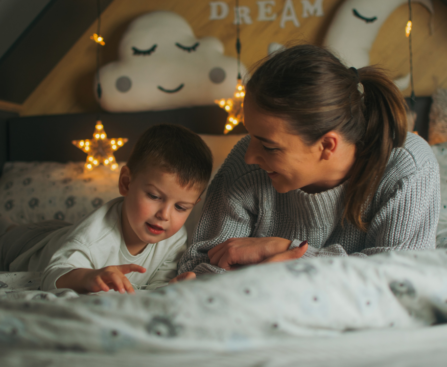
[1, 249, 447, 366]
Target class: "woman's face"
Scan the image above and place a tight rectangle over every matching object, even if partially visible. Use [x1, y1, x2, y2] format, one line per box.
[243, 95, 333, 194]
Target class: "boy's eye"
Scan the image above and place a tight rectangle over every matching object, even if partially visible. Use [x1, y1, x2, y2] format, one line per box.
[148, 193, 159, 200]
[175, 204, 187, 211]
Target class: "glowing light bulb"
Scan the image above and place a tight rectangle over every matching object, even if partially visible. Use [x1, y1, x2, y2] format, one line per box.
[95, 134, 100, 139]
[101, 134, 105, 139]
[97, 124, 103, 130]
[225, 105, 230, 111]
[93, 160, 99, 165]
[112, 145, 117, 150]
[225, 124, 233, 131]
[117, 140, 123, 146]
[87, 164, 92, 170]
[90, 33, 105, 46]
[85, 147, 90, 151]
[111, 164, 118, 170]
[79, 141, 85, 147]
[109, 156, 114, 161]
[111, 140, 116, 145]
[104, 159, 109, 165]
[406, 20, 412, 37]
[88, 156, 93, 162]
[85, 141, 90, 146]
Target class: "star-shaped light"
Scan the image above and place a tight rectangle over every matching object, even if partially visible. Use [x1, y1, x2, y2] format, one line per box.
[91, 33, 105, 46]
[215, 79, 245, 134]
[72, 121, 127, 171]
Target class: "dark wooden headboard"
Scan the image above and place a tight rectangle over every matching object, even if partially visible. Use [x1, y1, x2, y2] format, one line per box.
[0, 97, 432, 174]
[0, 105, 249, 174]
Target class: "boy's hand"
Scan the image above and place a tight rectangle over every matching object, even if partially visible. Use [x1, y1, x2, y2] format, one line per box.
[169, 271, 196, 284]
[56, 264, 146, 294]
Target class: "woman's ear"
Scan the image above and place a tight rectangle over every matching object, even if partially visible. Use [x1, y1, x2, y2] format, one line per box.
[320, 132, 339, 160]
[119, 166, 132, 196]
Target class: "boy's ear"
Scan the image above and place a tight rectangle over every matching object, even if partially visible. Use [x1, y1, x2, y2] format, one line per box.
[119, 166, 132, 196]
[195, 197, 202, 205]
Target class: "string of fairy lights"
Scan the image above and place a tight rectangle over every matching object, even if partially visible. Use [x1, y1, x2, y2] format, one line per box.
[215, 0, 246, 134]
[406, 0, 415, 110]
[73, 0, 128, 171]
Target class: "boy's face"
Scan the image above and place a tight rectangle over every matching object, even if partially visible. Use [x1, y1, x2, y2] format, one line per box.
[119, 165, 202, 246]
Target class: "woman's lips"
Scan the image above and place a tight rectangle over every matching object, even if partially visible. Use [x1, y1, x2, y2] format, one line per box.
[146, 223, 165, 235]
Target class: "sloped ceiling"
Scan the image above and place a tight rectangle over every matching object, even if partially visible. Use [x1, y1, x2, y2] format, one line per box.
[0, 0, 113, 104]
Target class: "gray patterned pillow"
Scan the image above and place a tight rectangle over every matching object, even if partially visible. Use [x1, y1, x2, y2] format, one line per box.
[0, 162, 124, 225]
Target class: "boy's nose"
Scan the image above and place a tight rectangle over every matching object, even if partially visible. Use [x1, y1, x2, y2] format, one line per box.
[155, 207, 169, 221]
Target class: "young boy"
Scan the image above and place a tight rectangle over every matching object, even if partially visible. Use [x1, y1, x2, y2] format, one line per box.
[0, 124, 212, 294]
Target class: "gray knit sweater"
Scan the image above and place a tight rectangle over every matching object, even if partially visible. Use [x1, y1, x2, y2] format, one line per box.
[178, 133, 440, 275]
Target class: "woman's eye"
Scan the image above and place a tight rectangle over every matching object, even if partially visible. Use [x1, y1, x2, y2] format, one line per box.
[132, 44, 157, 56]
[262, 145, 279, 152]
[175, 42, 200, 53]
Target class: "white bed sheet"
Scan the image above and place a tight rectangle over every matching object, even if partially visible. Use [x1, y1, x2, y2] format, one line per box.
[1, 249, 447, 366]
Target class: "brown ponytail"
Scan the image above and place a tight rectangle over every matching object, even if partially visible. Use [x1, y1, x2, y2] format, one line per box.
[246, 44, 408, 231]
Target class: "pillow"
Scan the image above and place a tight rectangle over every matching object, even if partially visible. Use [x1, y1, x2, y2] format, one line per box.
[0, 162, 124, 225]
[0, 134, 247, 242]
[430, 142, 447, 248]
[428, 88, 447, 145]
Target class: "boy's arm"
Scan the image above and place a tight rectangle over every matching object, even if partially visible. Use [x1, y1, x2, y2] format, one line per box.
[41, 242, 96, 291]
[56, 265, 146, 294]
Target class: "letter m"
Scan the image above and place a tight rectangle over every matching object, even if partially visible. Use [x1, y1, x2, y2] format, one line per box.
[301, 0, 324, 18]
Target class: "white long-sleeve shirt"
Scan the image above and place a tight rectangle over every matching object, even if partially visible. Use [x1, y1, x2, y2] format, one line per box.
[10, 197, 187, 291]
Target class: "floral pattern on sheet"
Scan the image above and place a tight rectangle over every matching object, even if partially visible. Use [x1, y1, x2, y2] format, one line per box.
[0, 162, 124, 225]
[1, 249, 447, 353]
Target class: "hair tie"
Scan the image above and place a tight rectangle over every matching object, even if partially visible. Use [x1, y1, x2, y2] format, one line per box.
[349, 66, 364, 95]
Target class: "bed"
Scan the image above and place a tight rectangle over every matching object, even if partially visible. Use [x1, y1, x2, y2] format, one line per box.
[2, 97, 447, 367]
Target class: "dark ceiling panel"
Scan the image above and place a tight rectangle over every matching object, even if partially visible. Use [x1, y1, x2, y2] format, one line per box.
[0, 0, 114, 104]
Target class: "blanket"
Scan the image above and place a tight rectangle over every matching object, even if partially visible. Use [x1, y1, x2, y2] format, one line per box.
[1, 249, 447, 354]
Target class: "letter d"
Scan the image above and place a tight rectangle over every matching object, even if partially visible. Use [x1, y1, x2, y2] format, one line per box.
[210, 2, 229, 20]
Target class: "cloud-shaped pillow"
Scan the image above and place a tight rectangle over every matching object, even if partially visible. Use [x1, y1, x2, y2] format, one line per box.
[97, 11, 247, 112]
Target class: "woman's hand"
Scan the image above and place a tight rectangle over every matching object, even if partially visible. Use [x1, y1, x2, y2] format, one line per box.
[208, 237, 301, 270]
[169, 272, 196, 284]
[56, 264, 146, 294]
[260, 242, 308, 264]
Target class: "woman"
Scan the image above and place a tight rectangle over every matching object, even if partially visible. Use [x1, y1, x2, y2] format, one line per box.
[174, 44, 440, 280]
